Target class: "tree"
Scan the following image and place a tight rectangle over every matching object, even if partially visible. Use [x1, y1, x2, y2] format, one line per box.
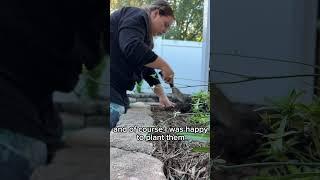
[110, 0, 153, 13]
[110, 0, 204, 42]
[165, 0, 203, 42]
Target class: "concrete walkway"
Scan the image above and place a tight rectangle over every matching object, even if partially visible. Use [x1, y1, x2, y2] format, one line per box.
[31, 102, 166, 180]
[110, 102, 166, 180]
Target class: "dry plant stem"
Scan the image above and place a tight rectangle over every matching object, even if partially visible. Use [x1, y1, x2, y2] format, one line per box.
[151, 108, 209, 180]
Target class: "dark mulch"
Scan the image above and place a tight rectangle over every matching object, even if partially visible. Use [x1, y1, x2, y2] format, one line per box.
[150, 106, 210, 180]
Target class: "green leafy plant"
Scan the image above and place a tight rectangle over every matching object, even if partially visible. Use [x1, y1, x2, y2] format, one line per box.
[178, 131, 210, 153]
[175, 90, 210, 153]
[246, 90, 320, 178]
[253, 90, 319, 162]
[83, 58, 106, 99]
[189, 90, 210, 125]
[178, 132, 210, 143]
[191, 90, 210, 113]
[135, 80, 144, 93]
[248, 172, 320, 180]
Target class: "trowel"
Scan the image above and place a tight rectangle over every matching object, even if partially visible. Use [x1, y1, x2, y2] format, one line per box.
[159, 71, 186, 103]
[168, 82, 186, 103]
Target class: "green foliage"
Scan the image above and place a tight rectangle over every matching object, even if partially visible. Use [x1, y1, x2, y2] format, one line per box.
[164, 0, 204, 42]
[175, 90, 210, 153]
[189, 113, 209, 125]
[247, 90, 320, 178]
[191, 90, 210, 113]
[135, 80, 144, 93]
[177, 132, 210, 153]
[248, 172, 320, 180]
[191, 146, 210, 153]
[189, 90, 210, 125]
[111, 0, 153, 12]
[110, 0, 204, 42]
[83, 58, 106, 99]
[177, 132, 209, 143]
[253, 90, 320, 162]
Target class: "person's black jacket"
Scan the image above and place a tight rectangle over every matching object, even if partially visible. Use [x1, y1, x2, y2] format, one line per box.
[110, 7, 161, 108]
[0, 0, 107, 158]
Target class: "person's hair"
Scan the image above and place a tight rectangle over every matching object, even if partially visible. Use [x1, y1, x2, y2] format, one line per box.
[143, 0, 175, 19]
[142, 0, 175, 49]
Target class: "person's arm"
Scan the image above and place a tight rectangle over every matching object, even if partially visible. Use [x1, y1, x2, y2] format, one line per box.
[142, 68, 175, 107]
[144, 56, 174, 84]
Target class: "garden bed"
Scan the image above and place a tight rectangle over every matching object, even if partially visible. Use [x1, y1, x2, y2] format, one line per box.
[212, 90, 320, 180]
[150, 105, 210, 180]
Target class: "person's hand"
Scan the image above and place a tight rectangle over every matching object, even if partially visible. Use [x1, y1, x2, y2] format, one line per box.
[159, 95, 175, 108]
[160, 66, 174, 84]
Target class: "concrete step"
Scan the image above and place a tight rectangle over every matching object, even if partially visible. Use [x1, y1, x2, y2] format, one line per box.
[63, 127, 106, 147]
[111, 147, 165, 180]
[32, 102, 166, 180]
[31, 148, 107, 180]
[61, 113, 85, 130]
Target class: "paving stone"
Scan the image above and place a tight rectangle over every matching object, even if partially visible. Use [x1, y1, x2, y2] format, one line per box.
[129, 97, 137, 103]
[110, 131, 153, 155]
[109, 104, 167, 179]
[60, 113, 85, 129]
[129, 102, 149, 108]
[64, 128, 106, 147]
[116, 109, 153, 127]
[126, 102, 153, 116]
[128, 93, 174, 99]
[128, 107, 152, 114]
[145, 102, 161, 106]
[111, 148, 166, 180]
[55, 101, 107, 115]
[85, 115, 106, 127]
[110, 105, 154, 154]
[33, 102, 166, 180]
[136, 98, 157, 102]
[31, 148, 107, 180]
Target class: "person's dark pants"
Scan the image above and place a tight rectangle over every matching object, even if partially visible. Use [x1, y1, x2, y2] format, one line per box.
[110, 102, 125, 129]
[0, 129, 47, 180]
[0, 144, 32, 180]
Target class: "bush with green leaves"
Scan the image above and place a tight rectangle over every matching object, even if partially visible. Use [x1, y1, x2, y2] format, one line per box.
[247, 90, 320, 179]
[176, 90, 210, 153]
[134, 80, 144, 93]
[83, 58, 106, 99]
[189, 90, 210, 125]
[111, 0, 204, 42]
[210, 90, 320, 179]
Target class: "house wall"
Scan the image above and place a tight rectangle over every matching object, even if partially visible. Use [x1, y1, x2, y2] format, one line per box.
[209, 0, 318, 104]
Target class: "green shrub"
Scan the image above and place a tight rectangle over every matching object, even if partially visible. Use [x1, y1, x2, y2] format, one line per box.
[189, 90, 210, 125]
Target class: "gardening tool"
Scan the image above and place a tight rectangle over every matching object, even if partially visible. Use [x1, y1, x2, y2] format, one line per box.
[159, 71, 186, 103]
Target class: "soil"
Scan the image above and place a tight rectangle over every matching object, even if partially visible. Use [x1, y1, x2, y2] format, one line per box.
[148, 102, 263, 179]
[150, 106, 210, 180]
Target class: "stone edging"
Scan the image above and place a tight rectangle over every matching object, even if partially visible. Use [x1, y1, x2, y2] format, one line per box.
[110, 102, 166, 180]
